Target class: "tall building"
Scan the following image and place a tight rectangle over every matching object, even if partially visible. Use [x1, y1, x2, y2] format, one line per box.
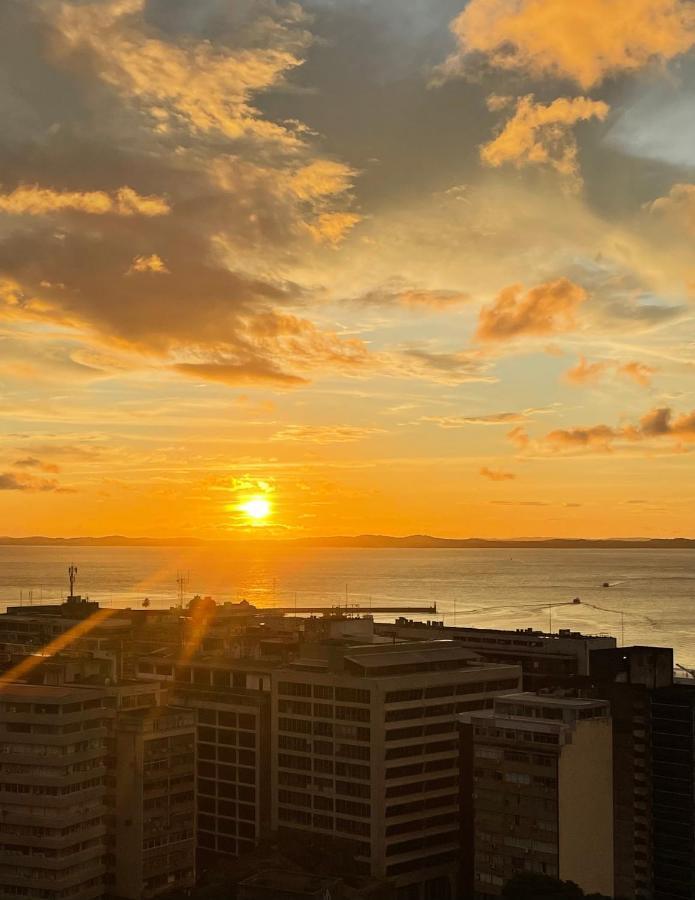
[0, 682, 110, 900]
[170, 670, 272, 865]
[460, 692, 614, 899]
[112, 706, 196, 899]
[270, 639, 522, 900]
[651, 682, 695, 900]
[585, 645, 674, 900]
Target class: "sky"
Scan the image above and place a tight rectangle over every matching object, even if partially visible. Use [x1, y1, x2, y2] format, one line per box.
[1, 0, 695, 539]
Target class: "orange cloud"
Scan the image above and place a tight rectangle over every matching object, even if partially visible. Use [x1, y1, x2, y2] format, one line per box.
[305, 212, 361, 245]
[0, 185, 170, 217]
[172, 362, 308, 388]
[480, 466, 516, 481]
[127, 254, 170, 275]
[564, 356, 655, 387]
[290, 160, 358, 201]
[444, 0, 695, 89]
[480, 95, 609, 184]
[476, 277, 587, 341]
[564, 355, 609, 385]
[618, 360, 655, 387]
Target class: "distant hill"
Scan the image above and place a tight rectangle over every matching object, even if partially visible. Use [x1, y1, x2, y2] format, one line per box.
[0, 534, 693, 549]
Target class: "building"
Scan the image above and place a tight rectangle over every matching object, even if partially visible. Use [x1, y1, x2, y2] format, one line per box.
[0, 681, 110, 900]
[459, 692, 614, 898]
[112, 706, 196, 899]
[270, 639, 522, 900]
[376, 621, 616, 688]
[651, 681, 695, 900]
[170, 674, 271, 865]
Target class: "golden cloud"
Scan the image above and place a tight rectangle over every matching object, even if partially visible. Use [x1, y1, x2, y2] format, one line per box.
[305, 212, 362, 246]
[51, 0, 310, 145]
[127, 254, 170, 275]
[480, 95, 609, 185]
[444, 0, 695, 89]
[0, 185, 170, 217]
[476, 277, 587, 341]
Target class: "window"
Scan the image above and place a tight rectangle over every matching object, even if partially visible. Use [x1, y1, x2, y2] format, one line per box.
[335, 687, 370, 704]
[279, 682, 311, 698]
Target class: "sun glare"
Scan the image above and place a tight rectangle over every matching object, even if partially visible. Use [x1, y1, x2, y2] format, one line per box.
[239, 497, 271, 522]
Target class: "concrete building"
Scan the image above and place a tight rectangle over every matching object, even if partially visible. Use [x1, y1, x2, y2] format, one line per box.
[0, 681, 110, 900]
[270, 640, 522, 900]
[170, 677, 271, 865]
[376, 621, 616, 688]
[460, 692, 614, 899]
[112, 706, 196, 899]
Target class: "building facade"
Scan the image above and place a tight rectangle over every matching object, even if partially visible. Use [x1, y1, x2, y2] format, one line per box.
[270, 640, 522, 900]
[460, 692, 614, 899]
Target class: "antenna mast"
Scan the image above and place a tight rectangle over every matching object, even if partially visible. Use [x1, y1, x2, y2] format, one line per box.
[68, 564, 78, 600]
[176, 571, 189, 609]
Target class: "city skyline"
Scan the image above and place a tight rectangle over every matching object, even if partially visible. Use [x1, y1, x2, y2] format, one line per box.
[2, 0, 695, 539]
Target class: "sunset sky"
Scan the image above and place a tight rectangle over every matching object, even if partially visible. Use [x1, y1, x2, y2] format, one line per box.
[2, 0, 695, 539]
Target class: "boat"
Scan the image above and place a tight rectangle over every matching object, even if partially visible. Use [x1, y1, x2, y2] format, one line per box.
[602, 582, 610, 588]
[572, 597, 581, 604]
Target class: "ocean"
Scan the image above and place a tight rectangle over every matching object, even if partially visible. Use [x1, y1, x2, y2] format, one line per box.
[0, 545, 693, 666]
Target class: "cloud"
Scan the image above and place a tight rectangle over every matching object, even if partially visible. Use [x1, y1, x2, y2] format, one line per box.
[388, 348, 495, 385]
[480, 466, 516, 481]
[172, 361, 308, 388]
[271, 424, 383, 444]
[524, 405, 695, 455]
[564, 356, 656, 387]
[0, 185, 170, 217]
[507, 425, 530, 449]
[645, 184, 695, 234]
[0, 472, 72, 492]
[564, 355, 609, 385]
[476, 277, 587, 341]
[480, 95, 609, 185]
[50, 0, 311, 145]
[13, 457, 61, 474]
[425, 410, 533, 427]
[617, 361, 655, 387]
[127, 254, 170, 275]
[355, 283, 471, 311]
[441, 0, 695, 89]
[305, 212, 361, 246]
[491, 500, 548, 506]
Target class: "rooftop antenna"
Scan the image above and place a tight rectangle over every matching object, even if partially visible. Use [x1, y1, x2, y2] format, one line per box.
[68, 564, 78, 600]
[176, 571, 189, 609]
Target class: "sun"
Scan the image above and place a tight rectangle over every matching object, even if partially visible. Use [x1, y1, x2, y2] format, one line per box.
[239, 496, 271, 522]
